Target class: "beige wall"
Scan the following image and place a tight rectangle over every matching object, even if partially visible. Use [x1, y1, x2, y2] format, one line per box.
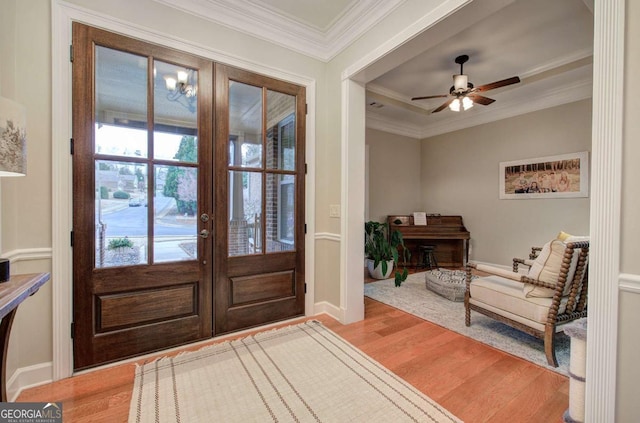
[616, 0, 640, 419]
[420, 99, 592, 265]
[366, 128, 422, 223]
[0, 0, 53, 392]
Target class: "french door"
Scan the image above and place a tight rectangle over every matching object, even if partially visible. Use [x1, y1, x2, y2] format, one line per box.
[214, 64, 306, 334]
[72, 24, 305, 370]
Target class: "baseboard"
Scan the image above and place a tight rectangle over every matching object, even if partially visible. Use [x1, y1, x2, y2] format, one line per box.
[6, 361, 53, 402]
[314, 301, 343, 322]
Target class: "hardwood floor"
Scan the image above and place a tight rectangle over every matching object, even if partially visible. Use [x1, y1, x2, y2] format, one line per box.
[17, 295, 569, 422]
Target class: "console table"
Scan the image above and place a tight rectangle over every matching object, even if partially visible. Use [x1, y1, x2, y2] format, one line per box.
[0, 272, 50, 401]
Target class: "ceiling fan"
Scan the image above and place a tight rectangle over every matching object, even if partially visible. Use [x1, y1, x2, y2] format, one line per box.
[411, 54, 520, 113]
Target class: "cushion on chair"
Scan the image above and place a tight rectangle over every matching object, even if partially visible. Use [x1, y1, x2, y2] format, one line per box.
[525, 240, 565, 297]
[470, 275, 567, 327]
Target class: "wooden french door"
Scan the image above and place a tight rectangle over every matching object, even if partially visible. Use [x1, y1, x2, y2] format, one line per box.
[72, 25, 306, 369]
[72, 24, 213, 370]
[214, 64, 306, 334]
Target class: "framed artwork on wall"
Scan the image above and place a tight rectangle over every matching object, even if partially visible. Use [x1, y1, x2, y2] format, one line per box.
[499, 151, 589, 199]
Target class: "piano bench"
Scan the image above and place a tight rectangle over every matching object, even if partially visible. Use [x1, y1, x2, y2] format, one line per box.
[418, 245, 439, 270]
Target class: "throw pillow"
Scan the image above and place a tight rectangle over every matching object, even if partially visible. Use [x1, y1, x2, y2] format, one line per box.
[525, 240, 566, 298]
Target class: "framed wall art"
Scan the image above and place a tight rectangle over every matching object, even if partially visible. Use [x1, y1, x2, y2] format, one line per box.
[499, 151, 589, 199]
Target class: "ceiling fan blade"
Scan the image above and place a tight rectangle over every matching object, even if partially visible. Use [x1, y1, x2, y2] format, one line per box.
[432, 99, 454, 113]
[474, 76, 520, 92]
[411, 94, 448, 101]
[467, 94, 495, 105]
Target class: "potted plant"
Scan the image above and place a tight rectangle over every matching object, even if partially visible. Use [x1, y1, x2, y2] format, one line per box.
[365, 220, 410, 286]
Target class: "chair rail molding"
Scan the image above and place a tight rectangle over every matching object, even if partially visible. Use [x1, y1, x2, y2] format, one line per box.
[0, 248, 52, 263]
[314, 232, 341, 242]
[619, 273, 640, 294]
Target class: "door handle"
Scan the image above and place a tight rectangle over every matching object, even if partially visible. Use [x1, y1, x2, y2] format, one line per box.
[199, 229, 209, 239]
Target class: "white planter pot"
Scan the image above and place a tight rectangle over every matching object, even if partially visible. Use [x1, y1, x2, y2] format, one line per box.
[366, 259, 394, 279]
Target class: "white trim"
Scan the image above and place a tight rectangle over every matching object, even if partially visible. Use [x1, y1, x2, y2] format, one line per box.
[585, 1, 624, 421]
[1, 248, 52, 262]
[366, 112, 423, 139]
[313, 301, 344, 322]
[314, 232, 341, 242]
[341, 0, 471, 81]
[619, 274, 640, 294]
[52, 0, 317, 379]
[6, 362, 53, 402]
[151, 0, 406, 61]
[340, 79, 365, 324]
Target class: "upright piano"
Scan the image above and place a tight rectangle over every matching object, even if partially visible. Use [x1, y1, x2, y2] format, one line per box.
[387, 215, 470, 268]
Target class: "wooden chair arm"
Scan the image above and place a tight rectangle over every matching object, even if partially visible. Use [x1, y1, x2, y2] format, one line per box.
[520, 275, 557, 290]
[529, 246, 542, 260]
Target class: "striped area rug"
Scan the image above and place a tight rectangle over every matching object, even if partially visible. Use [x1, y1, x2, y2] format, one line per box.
[129, 320, 461, 422]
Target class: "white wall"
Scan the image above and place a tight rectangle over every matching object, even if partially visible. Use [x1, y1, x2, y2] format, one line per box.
[366, 128, 422, 223]
[420, 99, 592, 265]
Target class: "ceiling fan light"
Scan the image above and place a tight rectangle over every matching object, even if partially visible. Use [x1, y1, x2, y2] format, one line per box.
[453, 74, 468, 91]
[462, 96, 474, 110]
[449, 98, 461, 112]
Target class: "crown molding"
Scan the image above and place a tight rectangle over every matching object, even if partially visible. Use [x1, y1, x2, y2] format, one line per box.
[366, 111, 423, 139]
[366, 78, 592, 139]
[151, 0, 406, 61]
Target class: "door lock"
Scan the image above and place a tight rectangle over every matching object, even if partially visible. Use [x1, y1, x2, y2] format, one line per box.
[200, 213, 210, 222]
[199, 229, 210, 239]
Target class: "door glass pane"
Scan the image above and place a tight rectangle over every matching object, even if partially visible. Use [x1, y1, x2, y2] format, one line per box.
[154, 165, 198, 262]
[266, 173, 295, 253]
[266, 90, 295, 171]
[95, 160, 148, 268]
[229, 81, 262, 168]
[154, 60, 198, 162]
[95, 46, 148, 158]
[229, 170, 262, 256]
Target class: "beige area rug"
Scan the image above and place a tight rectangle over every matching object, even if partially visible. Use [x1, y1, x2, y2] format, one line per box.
[129, 320, 462, 423]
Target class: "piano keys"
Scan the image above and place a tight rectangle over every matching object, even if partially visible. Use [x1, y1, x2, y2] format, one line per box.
[387, 215, 470, 268]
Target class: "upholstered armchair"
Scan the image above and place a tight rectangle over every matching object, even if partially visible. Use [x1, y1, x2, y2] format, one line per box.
[465, 237, 589, 367]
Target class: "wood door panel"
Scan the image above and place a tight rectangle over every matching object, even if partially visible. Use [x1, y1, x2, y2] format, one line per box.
[227, 253, 295, 277]
[224, 297, 304, 332]
[77, 317, 204, 369]
[230, 270, 294, 306]
[96, 283, 197, 331]
[92, 263, 198, 292]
